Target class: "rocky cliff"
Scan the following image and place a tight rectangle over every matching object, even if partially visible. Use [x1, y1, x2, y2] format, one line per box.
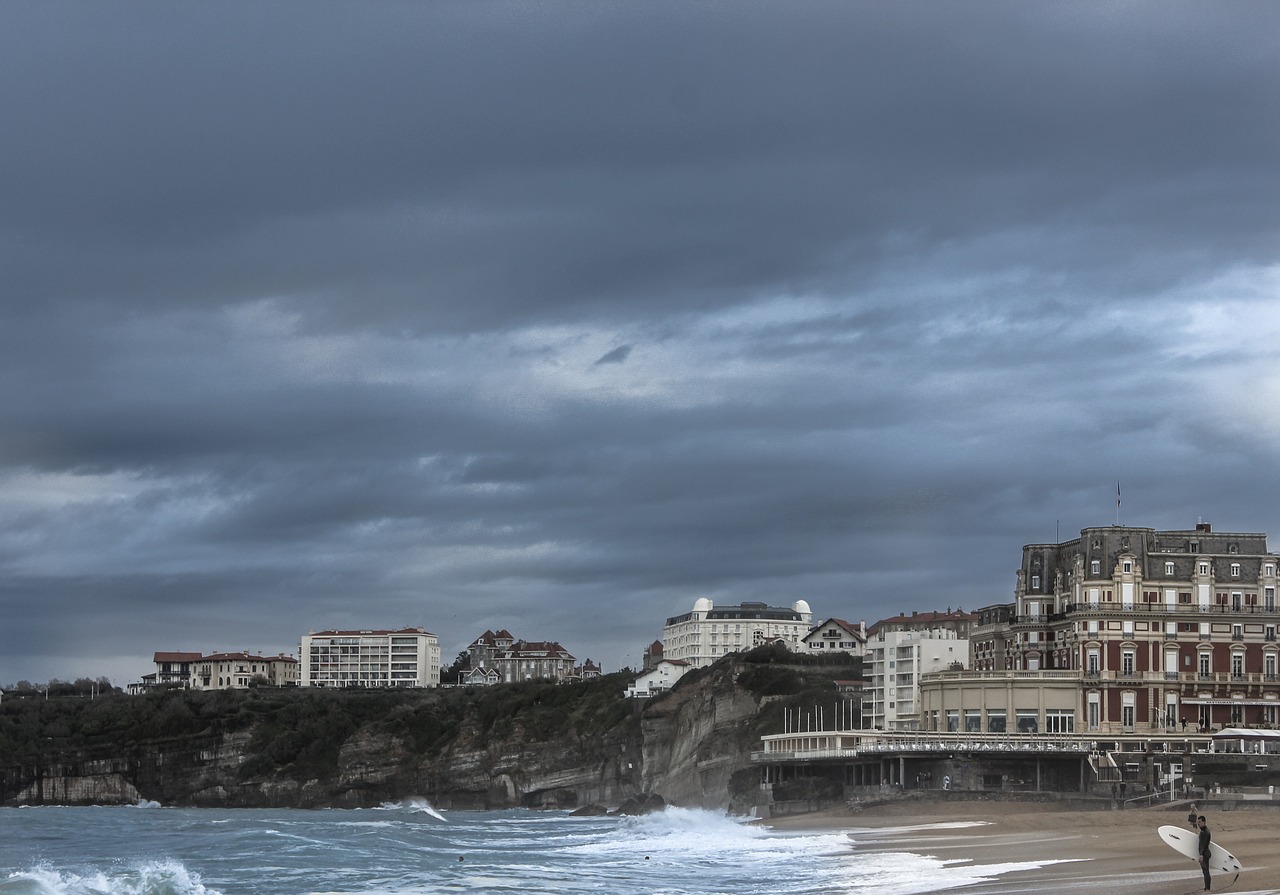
[1, 652, 857, 811]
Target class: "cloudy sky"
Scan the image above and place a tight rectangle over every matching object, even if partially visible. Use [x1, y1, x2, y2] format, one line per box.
[2, 3, 1279, 686]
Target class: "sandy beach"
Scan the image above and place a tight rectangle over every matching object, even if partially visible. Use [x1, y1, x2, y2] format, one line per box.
[768, 799, 1279, 895]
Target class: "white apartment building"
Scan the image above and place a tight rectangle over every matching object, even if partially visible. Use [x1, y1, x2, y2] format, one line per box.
[300, 628, 441, 688]
[864, 614, 972, 730]
[662, 598, 813, 669]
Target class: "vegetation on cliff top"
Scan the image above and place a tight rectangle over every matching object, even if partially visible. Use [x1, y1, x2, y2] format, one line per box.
[0, 672, 639, 786]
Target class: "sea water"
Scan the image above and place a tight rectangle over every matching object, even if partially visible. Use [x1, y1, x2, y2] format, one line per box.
[1, 802, 1052, 895]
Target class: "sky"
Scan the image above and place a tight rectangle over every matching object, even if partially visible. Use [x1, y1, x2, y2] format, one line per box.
[2, 2, 1279, 687]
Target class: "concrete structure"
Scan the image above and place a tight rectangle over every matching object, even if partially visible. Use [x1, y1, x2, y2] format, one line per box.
[191, 652, 299, 690]
[662, 598, 813, 669]
[863, 610, 974, 730]
[300, 628, 441, 688]
[802, 618, 866, 656]
[918, 669, 1081, 733]
[625, 659, 691, 698]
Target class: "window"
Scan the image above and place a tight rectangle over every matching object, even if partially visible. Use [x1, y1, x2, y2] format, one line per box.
[1031, 574, 1040, 589]
[1231, 653, 1244, 678]
[1231, 563, 1241, 577]
[1091, 560, 1101, 575]
[1121, 693, 1135, 731]
[1166, 562, 1175, 576]
[1121, 650, 1135, 675]
[1199, 653, 1211, 677]
[987, 711, 1007, 733]
[1045, 709, 1075, 734]
[1016, 710, 1038, 733]
[1123, 560, 1132, 573]
[1200, 563, 1209, 575]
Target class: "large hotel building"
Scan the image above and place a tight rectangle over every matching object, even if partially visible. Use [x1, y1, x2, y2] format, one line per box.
[921, 522, 1280, 734]
[662, 598, 813, 668]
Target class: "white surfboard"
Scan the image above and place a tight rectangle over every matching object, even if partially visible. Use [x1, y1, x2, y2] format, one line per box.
[1157, 824, 1242, 875]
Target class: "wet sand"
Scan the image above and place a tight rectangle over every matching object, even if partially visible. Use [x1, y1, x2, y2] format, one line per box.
[768, 800, 1279, 895]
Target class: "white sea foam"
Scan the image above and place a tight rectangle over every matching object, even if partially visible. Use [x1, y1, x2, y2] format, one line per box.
[1, 861, 218, 895]
[376, 796, 448, 821]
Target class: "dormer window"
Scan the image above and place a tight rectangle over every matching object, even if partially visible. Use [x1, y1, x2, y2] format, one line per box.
[1091, 560, 1101, 575]
[1123, 561, 1132, 573]
[1199, 562, 1209, 575]
[1231, 563, 1240, 577]
[1031, 575, 1040, 589]
[1165, 562, 1175, 576]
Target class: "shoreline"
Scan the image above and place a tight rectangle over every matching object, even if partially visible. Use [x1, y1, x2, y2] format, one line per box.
[768, 800, 1280, 895]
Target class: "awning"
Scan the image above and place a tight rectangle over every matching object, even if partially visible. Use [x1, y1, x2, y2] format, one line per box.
[1181, 698, 1279, 707]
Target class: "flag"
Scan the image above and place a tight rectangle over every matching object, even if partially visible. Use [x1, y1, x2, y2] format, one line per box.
[1117, 482, 1121, 509]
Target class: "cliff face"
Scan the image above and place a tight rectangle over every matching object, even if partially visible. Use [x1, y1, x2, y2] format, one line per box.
[1, 658, 814, 811]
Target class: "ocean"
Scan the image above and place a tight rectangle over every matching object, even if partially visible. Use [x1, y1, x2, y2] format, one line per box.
[1, 802, 1054, 895]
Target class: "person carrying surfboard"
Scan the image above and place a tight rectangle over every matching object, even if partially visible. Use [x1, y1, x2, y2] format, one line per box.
[1197, 815, 1211, 891]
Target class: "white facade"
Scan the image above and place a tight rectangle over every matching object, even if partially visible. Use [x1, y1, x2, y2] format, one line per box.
[865, 628, 969, 730]
[802, 618, 866, 656]
[300, 628, 441, 688]
[625, 659, 691, 698]
[662, 598, 813, 669]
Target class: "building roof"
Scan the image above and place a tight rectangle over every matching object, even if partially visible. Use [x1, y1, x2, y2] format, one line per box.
[497, 640, 576, 661]
[307, 627, 435, 637]
[153, 651, 202, 663]
[867, 609, 976, 635]
[804, 618, 866, 639]
[200, 652, 297, 664]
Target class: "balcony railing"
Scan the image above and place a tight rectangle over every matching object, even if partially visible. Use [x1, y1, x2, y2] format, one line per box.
[1010, 602, 1280, 624]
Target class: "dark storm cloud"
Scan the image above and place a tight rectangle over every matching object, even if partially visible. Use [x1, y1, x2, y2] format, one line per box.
[2, 2, 1279, 684]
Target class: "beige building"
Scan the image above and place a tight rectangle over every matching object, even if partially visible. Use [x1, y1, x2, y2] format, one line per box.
[918, 670, 1081, 733]
[191, 652, 299, 690]
[300, 628, 441, 688]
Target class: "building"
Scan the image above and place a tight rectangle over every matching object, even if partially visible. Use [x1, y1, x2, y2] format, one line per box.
[150, 651, 202, 688]
[465, 629, 516, 668]
[190, 652, 299, 690]
[969, 603, 1016, 671]
[920, 522, 1280, 736]
[491, 640, 576, 683]
[863, 610, 974, 730]
[802, 618, 866, 656]
[662, 598, 813, 669]
[625, 659, 691, 698]
[300, 628, 441, 688]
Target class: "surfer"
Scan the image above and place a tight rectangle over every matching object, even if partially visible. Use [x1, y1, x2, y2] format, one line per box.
[1197, 815, 1211, 891]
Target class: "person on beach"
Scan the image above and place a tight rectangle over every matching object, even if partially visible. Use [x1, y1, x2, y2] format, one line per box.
[1187, 802, 1198, 828]
[1197, 815, 1211, 891]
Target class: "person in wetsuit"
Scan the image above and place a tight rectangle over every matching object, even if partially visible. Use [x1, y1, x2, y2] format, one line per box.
[1197, 815, 1211, 891]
